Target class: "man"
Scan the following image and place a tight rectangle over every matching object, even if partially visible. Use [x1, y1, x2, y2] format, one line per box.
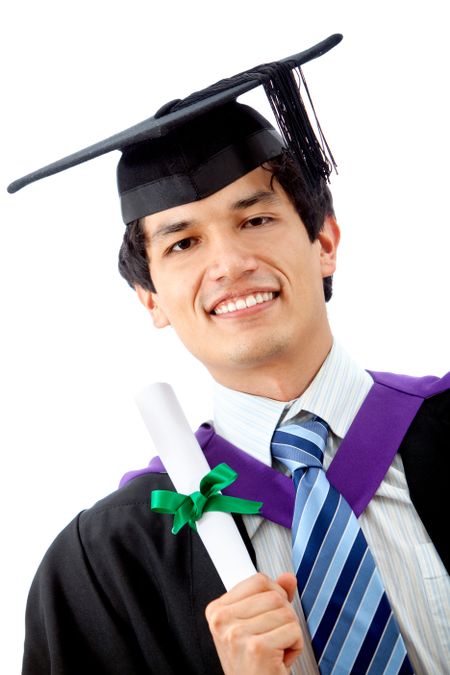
[10, 35, 449, 674]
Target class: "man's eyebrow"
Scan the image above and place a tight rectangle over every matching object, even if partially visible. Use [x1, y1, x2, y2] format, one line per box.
[149, 190, 279, 242]
[150, 220, 194, 244]
[231, 190, 280, 211]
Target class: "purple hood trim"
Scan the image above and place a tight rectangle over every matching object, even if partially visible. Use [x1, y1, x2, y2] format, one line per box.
[369, 370, 450, 398]
[120, 370, 449, 525]
[120, 424, 295, 529]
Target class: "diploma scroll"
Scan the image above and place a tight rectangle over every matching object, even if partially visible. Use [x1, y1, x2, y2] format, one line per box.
[135, 382, 257, 591]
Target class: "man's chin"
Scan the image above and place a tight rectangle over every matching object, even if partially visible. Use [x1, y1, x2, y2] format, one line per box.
[222, 336, 291, 368]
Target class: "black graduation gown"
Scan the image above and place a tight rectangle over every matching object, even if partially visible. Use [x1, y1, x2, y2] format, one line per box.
[22, 388, 450, 675]
[22, 470, 235, 674]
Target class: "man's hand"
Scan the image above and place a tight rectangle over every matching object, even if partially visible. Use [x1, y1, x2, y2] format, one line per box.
[205, 572, 303, 674]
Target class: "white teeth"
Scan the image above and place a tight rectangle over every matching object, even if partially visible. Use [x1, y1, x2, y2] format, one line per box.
[213, 291, 275, 314]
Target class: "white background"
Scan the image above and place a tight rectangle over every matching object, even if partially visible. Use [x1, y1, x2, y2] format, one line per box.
[1, 1, 448, 671]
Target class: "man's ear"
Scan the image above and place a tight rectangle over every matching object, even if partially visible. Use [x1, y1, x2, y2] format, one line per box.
[318, 215, 340, 278]
[135, 285, 170, 328]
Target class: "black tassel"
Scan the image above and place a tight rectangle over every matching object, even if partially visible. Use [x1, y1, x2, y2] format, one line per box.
[171, 60, 336, 192]
[261, 62, 336, 190]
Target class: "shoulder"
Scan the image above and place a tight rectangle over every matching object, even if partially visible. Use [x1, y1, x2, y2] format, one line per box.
[39, 473, 180, 581]
[84, 471, 172, 520]
[402, 375, 450, 432]
[370, 367, 450, 461]
[400, 384, 450, 461]
[30, 472, 200, 630]
[368, 368, 450, 428]
[417, 385, 450, 421]
[369, 369, 450, 400]
[395, 374, 450, 572]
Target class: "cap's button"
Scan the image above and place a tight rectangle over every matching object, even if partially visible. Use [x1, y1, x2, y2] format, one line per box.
[154, 98, 182, 119]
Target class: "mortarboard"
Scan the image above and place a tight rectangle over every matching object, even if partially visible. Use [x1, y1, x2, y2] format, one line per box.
[8, 34, 342, 224]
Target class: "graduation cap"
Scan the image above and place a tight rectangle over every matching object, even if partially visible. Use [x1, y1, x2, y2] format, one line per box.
[7, 34, 342, 224]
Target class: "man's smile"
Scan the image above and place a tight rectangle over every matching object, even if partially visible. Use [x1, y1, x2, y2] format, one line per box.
[211, 291, 278, 315]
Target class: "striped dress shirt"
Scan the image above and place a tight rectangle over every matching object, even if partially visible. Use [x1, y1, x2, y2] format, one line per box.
[213, 342, 449, 674]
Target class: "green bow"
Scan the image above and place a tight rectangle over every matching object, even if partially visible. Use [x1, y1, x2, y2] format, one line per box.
[151, 462, 263, 534]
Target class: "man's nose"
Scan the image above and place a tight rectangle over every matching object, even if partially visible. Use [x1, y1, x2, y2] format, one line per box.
[206, 233, 258, 282]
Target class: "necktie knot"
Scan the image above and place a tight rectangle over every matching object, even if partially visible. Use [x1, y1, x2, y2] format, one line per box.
[271, 415, 329, 473]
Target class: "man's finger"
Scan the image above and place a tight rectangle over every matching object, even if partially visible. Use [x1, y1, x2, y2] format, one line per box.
[206, 573, 289, 613]
[275, 573, 298, 604]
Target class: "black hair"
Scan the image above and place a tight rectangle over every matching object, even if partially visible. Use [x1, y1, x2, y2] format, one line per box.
[118, 149, 335, 301]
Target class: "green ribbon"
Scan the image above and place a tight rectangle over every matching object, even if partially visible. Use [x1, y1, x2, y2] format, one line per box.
[151, 462, 263, 534]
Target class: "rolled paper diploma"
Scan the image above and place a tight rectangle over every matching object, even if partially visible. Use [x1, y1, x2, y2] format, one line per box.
[135, 382, 257, 591]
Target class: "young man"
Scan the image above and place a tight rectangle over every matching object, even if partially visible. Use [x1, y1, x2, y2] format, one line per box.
[10, 35, 449, 674]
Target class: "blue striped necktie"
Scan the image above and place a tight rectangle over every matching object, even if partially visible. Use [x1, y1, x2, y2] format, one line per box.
[271, 416, 412, 675]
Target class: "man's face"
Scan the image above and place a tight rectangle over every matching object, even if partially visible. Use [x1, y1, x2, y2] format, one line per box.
[139, 166, 339, 392]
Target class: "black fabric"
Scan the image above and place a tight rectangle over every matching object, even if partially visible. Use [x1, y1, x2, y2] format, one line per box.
[398, 388, 450, 573]
[22, 391, 449, 674]
[117, 106, 284, 222]
[22, 473, 231, 674]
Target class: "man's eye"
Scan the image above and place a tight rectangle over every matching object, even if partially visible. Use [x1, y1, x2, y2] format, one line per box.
[245, 216, 271, 227]
[170, 238, 194, 252]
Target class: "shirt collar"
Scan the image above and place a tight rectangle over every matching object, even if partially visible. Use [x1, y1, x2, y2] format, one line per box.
[213, 341, 373, 467]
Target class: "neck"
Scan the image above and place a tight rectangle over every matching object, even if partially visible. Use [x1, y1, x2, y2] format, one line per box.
[212, 330, 333, 402]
